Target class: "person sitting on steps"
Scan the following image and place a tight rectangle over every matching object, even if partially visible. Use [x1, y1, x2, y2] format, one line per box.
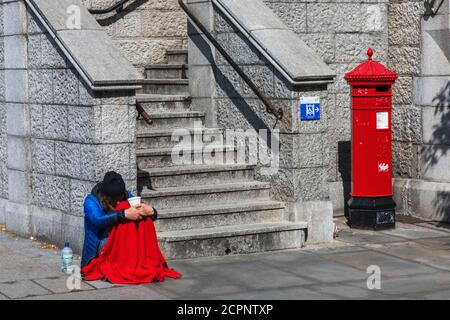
[80, 171, 180, 284]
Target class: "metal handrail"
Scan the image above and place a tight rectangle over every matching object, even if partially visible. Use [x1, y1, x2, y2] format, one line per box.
[136, 102, 153, 125]
[178, 0, 283, 120]
[88, 0, 131, 14]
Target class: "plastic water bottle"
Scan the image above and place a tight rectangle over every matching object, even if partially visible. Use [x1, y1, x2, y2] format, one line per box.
[61, 242, 74, 274]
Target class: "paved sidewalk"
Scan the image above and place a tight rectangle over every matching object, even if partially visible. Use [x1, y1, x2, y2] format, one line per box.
[1, 217, 450, 300]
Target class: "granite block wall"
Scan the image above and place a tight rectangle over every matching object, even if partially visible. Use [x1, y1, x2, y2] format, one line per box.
[82, 0, 188, 72]
[0, 1, 137, 253]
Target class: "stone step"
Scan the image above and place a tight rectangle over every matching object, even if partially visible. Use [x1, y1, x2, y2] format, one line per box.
[158, 222, 307, 260]
[141, 79, 189, 95]
[167, 49, 188, 64]
[136, 145, 237, 168]
[145, 64, 188, 79]
[136, 94, 192, 113]
[138, 163, 255, 188]
[154, 200, 286, 232]
[136, 111, 205, 132]
[136, 127, 223, 149]
[141, 181, 271, 210]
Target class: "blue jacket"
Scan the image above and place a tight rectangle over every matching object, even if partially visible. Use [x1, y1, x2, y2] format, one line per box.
[81, 184, 133, 268]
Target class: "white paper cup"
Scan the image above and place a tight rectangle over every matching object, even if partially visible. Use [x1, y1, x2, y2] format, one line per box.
[128, 196, 142, 206]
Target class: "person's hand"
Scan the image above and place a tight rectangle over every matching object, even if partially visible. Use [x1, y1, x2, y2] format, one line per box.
[140, 202, 155, 217]
[124, 206, 143, 221]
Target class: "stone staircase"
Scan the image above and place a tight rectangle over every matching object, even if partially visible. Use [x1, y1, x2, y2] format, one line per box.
[136, 49, 307, 259]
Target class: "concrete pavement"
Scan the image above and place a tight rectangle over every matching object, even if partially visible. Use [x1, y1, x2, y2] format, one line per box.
[0, 217, 450, 300]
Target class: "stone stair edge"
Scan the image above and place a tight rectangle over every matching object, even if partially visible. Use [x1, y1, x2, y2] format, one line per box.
[145, 64, 188, 70]
[140, 111, 204, 118]
[136, 127, 222, 138]
[140, 181, 271, 197]
[166, 49, 188, 54]
[158, 222, 308, 242]
[141, 79, 189, 84]
[136, 93, 191, 102]
[157, 200, 286, 219]
[136, 144, 236, 156]
[138, 163, 255, 176]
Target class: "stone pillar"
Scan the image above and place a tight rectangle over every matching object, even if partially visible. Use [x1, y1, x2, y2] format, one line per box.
[187, 0, 334, 243]
[394, 0, 450, 221]
[387, 0, 423, 209]
[2, 0, 30, 234]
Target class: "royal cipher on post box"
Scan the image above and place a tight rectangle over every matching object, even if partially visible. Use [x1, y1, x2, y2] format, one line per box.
[344, 48, 398, 230]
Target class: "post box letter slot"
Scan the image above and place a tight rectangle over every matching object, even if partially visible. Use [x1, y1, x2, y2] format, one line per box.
[376, 86, 389, 92]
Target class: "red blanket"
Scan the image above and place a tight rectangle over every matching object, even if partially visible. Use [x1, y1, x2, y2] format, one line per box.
[81, 201, 181, 284]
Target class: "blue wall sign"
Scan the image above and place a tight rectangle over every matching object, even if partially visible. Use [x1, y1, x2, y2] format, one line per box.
[300, 97, 320, 121]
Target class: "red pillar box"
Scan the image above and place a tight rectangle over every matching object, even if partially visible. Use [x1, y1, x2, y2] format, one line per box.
[344, 48, 398, 230]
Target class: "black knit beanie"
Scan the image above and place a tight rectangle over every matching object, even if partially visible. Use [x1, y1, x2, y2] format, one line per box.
[100, 171, 126, 199]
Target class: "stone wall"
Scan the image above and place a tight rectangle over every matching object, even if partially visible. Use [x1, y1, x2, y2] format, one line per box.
[82, 0, 188, 72]
[0, 0, 137, 253]
[263, 0, 390, 213]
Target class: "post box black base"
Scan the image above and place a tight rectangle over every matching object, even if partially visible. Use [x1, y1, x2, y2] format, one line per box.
[347, 196, 396, 230]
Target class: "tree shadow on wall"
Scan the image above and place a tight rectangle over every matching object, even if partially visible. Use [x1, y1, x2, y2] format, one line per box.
[422, 81, 450, 221]
[433, 191, 450, 223]
[94, 0, 148, 26]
